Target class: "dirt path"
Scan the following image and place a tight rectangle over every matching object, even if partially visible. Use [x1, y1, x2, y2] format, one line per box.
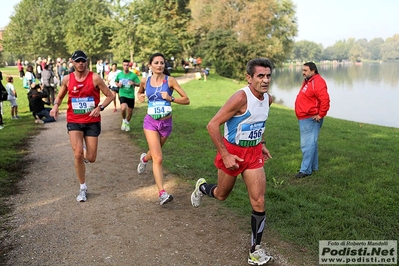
[2, 74, 294, 266]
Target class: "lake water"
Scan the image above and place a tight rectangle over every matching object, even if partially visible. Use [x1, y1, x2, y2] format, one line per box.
[270, 62, 399, 128]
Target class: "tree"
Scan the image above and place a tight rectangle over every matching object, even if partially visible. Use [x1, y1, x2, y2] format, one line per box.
[197, 29, 248, 78]
[2, 0, 40, 60]
[188, 0, 297, 78]
[137, 0, 192, 62]
[236, 0, 298, 64]
[291, 40, 323, 62]
[107, 0, 139, 63]
[354, 38, 370, 59]
[380, 34, 399, 61]
[321, 46, 335, 61]
[348, 43, 364, 62]
[2, 0, 69, 61]
[64, 0, 112, 67]
[331, 40, 351, 61]
[368, 38, 384, 60]
[109, 0, 193, 64]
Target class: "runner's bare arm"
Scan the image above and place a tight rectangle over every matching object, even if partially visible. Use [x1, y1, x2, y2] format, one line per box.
[207, 91, 246, 167]
[138, 78, 146, 103]
[168, 77, 190, 105]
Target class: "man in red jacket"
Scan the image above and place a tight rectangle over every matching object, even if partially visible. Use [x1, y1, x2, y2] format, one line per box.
[294, 62, 330, 178]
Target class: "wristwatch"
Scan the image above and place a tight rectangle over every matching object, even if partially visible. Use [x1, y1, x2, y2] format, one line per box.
[171, 96, 175, 102]
[99, 105, 105, 111]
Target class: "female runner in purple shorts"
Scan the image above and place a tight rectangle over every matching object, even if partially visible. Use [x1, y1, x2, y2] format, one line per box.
[137, 52, 190, 205]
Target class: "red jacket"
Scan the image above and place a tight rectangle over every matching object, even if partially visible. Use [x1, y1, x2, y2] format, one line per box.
[295, 74, 330, 120]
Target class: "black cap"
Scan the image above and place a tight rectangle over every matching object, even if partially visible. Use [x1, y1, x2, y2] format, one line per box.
[71, 50, 88, 62]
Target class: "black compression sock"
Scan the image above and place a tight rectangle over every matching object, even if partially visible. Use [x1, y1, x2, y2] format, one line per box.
[251, 210, 266, 252]
[201, 183, 217, 197]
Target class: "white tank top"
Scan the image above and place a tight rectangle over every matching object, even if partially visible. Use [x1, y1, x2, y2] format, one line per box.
[224, 86, 270, 147]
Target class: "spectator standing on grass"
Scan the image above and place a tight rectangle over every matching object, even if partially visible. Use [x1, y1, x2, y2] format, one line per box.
[0, 71, 6, 129]
[115, 59, 140, 132]
[294, 62, 330, 179]
[50, 50, 114, 202]
[104, 59, 110, 80]
[41, 58, 47, 70]
[56, 58, 63, 86]
[197, 57, 202, 68]
[61, 62, 69, 82]
[137, 52, 190, 205]
[96, 60, 104, 80]
[41, 64, 55, 105]
[17, 59, 25, 78]
[36, 59, 43, 81]
[24, 65, 36, 88]
[6, 76, 20, 119]
[68, 61, 75, 73]
[107, 63, 121, 113]
[141, 62, 149, 78]
[191, 58, 274, 265]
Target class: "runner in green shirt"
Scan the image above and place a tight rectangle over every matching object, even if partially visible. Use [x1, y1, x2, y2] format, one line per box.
[115, 59, 140, 131]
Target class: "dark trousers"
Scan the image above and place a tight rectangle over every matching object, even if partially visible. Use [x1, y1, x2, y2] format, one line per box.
[34, 108, 56, 123]
[0, 102, 3, 125]
[43, 86, 55, 105]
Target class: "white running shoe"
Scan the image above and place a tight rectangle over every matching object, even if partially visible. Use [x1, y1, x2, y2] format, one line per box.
[137, 153, 147, 174]
[125, 122, 130, 131]
[248, 245, 273, 265]
[159, 191, 174, 205]
[191, 178, 206, 208]
[76, 189, 87, 202]
[121, 121, 126, 131]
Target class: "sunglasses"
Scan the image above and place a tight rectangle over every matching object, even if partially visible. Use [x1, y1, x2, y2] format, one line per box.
[75, 59, 87, 63]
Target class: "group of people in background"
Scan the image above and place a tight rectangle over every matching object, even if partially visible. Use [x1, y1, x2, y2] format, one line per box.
[181, 56, 202, 71]
[19, 56, 68, 124]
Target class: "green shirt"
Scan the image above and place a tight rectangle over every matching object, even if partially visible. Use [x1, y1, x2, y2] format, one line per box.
[115, 71, 140, 99]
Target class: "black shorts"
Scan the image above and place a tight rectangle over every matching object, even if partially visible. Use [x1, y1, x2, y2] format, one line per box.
[67, 122, 101, 137]
[110, 86, 119, 93]
[119, 96, 135, 109]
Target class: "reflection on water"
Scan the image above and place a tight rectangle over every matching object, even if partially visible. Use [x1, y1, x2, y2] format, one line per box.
[270, 62, 399, 128]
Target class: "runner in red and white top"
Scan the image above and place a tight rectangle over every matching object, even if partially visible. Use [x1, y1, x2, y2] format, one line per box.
[50, 50, 114, 203]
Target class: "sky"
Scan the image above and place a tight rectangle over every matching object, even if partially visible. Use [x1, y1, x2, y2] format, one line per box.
[1, 0, 398, 48]
[292, 0, 399, 47]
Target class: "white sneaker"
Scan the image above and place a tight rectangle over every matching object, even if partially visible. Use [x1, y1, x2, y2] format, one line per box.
[248, 245, 273, 265]
[137, 153, 147, 174]
[121, 121, 126, 131]
[125, 122, 130, 131]
[76, 189, 87, 202]
[191, 178, 207, 207]
[159, 191, 173, 205]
